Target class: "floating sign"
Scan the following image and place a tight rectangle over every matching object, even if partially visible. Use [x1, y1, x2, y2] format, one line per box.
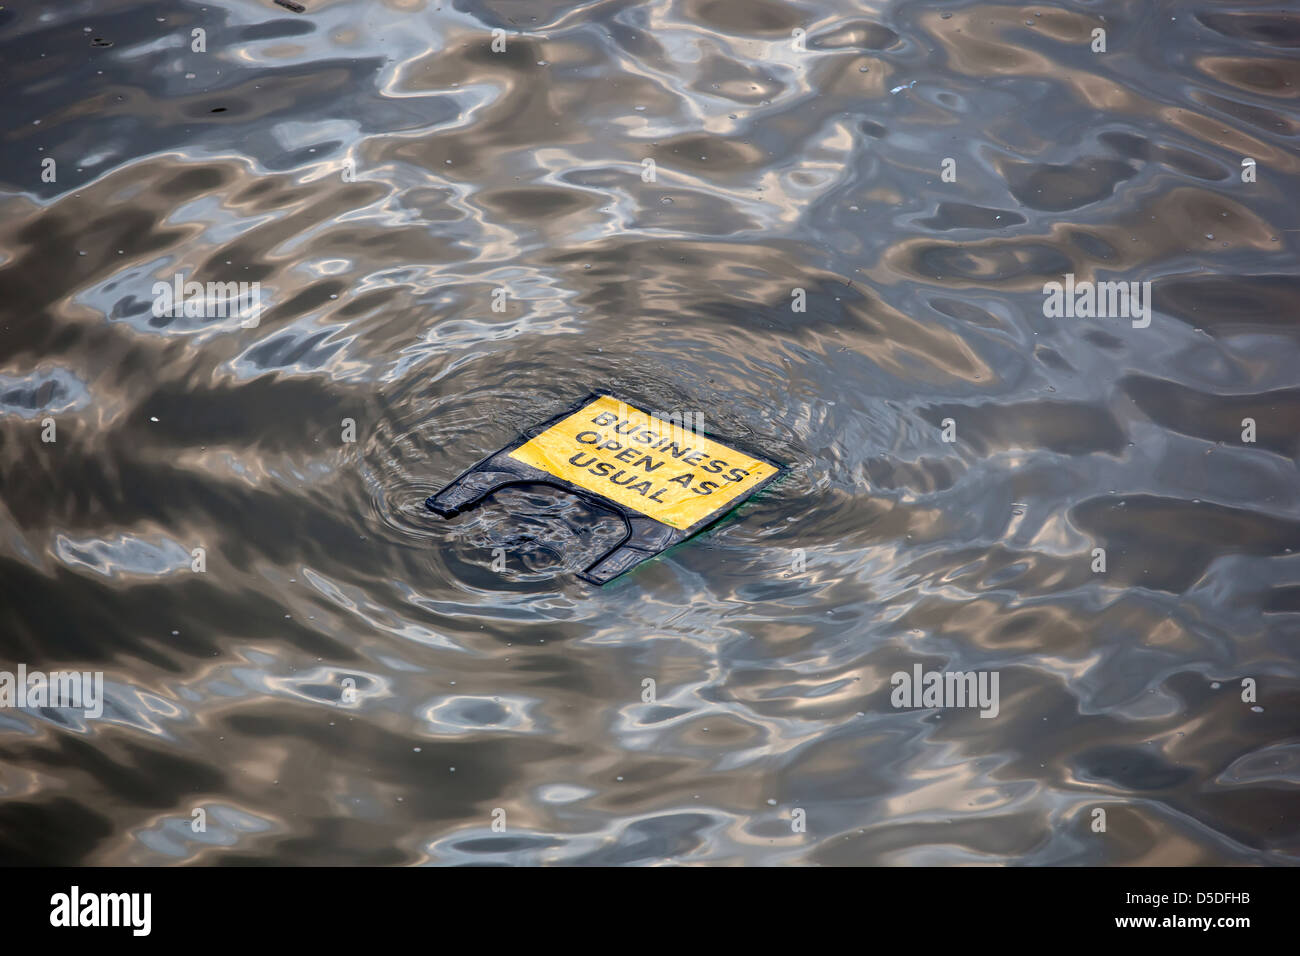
[427, 393, 786, 584]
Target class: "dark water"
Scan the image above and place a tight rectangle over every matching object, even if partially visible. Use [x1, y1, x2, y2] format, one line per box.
[1, 0, 1297, 865]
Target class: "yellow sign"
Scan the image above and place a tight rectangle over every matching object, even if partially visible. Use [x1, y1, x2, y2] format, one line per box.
[508, 395, 780, 531]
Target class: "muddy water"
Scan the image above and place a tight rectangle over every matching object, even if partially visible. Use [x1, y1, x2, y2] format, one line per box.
[0, 0, 1297, 865]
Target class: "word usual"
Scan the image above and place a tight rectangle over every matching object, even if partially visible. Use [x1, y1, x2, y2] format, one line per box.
[890, 664, 999, 718]
[50, 886, 151, 936]
[1042, 274, 1152, 328]
[151, 272, 263, 327]
[0, 665, 103, 718]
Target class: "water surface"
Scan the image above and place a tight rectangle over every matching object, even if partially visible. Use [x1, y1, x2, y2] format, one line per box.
[1, 0, 1298, 865]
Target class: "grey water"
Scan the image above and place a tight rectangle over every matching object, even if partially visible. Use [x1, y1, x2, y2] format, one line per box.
[1, 0, 1298, 865]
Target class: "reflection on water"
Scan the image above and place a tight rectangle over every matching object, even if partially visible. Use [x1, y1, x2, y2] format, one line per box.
[0, 0, 1297, 865]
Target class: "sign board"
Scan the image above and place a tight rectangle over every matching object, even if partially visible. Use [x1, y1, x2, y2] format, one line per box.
[507, 394, 780, 532]
[427, 393, 787, 583]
